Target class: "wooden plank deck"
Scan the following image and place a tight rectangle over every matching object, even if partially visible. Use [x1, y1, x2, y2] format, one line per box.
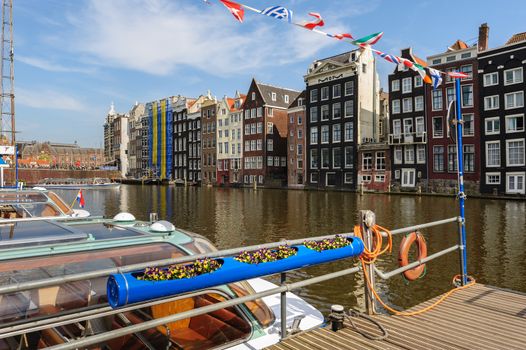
[267, 284, 526, 350]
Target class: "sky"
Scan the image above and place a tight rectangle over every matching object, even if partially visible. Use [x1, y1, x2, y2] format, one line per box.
[12, 0, 525, 147]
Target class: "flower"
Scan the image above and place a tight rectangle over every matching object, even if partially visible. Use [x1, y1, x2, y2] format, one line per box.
[304, 235, 350, 252]
[234, 246, 297, 264]
[138, 258, 222, 281]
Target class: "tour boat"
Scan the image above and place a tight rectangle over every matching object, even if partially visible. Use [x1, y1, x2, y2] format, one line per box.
[36, 177, 121, 190]
[0, 189, 90, 219]
[0, 214, 324, 349]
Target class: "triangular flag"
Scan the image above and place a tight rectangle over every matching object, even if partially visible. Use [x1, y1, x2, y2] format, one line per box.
[220, 0, 244, 23]
[302, 12, 324, 30]
[352, 32, 383, 46]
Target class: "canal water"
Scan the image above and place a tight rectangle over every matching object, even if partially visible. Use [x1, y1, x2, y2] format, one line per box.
[57, 185, 526, 314]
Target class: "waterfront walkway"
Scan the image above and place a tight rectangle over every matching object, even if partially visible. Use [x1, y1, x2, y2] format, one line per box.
[267, 284, 526, 350]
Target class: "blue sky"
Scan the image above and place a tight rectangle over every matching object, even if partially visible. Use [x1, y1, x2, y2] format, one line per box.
[14, 0, 525, 147]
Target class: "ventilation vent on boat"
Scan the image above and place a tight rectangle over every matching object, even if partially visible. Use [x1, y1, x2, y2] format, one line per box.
[113, 212, 136, 222]
[149, 220, 176, 233]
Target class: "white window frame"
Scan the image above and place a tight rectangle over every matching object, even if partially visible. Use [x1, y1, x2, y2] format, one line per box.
[483, 72, 499, 87]
[484, 95, 500, 111]
[321, 86, 329, 101]
[375, 175, 385, 183]
[505, 114, 524, 134]
[504, 67, 523, 86]
[391, 79, 400, 92]
[506, 172, 525, 194]
[415, 117, 425, 136]
[394, 146, 402, 164]
[310, 89, 318, 103]
[310, 173, 318, 183]
[415, 96, 424, 111]
[505, 91, 524, 110]
[392, 99, 400, 114]
[402, 98, 413, 113]
[506, 138, 525, 166]
[485, 140, 501, 168]
[402, 77, 412, 94]
[463, 113, 475, 136]
[333, 84, 341, 98]
[432, 90, 443, 111]
[432, 116, 443, 138]
[414, 76, 423, 88]
[404, 145, 415, 164]
[344, 172, 353, 184]
[485, 117, 500, 135]
[485, 172, 501, 185]
[401, 168, 416, 187]
[416, 145, 426, 164]
[321, 125, 329, 144]
[345, 81, 354, 96]
[461, 84, 473, 108]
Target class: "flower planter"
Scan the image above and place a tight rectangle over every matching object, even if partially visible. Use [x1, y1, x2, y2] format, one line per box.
[107, 237, 364, 308]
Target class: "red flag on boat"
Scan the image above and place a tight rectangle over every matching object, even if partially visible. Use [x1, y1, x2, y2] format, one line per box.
[76, 189, 85, 208]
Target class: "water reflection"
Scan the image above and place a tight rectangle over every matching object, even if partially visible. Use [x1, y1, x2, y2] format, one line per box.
[55, 186, 526, 314]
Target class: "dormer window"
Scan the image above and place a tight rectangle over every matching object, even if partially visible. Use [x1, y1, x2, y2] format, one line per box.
[298, 98, 304, 106]
[272, 92, 277, 102]
[284, 95, 289, 103]
[252, 92, 256, 101]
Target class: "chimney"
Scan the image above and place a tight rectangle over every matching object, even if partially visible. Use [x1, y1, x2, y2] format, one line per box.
[478, 23, 489, 52]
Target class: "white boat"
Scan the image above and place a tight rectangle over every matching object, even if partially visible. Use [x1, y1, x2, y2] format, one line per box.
[36, 177, 120, 190]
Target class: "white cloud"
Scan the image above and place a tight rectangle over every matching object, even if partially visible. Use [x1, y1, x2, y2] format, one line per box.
[63, 0, 343, 76]
[17, 87, 87, 111]
[17, 55, 95, 74]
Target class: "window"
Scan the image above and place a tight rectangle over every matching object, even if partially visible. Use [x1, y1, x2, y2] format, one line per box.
[345, 100, 354, 117]
[344, 146, 353, 168]
[270, 92, 276, 102]
[274, 156, 279, 167]
[298, 116, 302, 125]
[244, 140, 250, 151]
[404, 146, 414, 164]
[433, 146, 445, 172]
[267, 139, 273, 151]
[484, 72, 499, 86]
[416, 145, 426, 164]
[460, 64, 473, 79]
[504, 67, 523, 85]
[310, 127, 318, 144]
[485, 117, 500, 135]
[257, 122, 262, 134]
[321, 87, 329, 100]
[414, 76, 423, 88]
[333, 103, 341, 119]
[267, 107, 273, 116]
[402, 98, 413, 113]
[362, 152, 372, 170]
[391, 79, 400, 92]
[297, 144, 303, 155]
[463, 114, 474, 136]
[394, 146, 402, 164]
[267, 122, 274, 134]
[362, 64, 367, 74]
[250, 123, 256, 134]
[333, 84, 341, 98]
[506, 139, 525, 166]
[464, 145, 475, 172]
[284, 95, 289, 104]
[310, 107, 318, 122]
[432, 117, 443, 138]
[393, 120, 401, 137]
[250, 140, 256, 151]
[446, 55, 456, 62]
[321, 125, 329, 143]
[244, 110, 250, 119]
[361, 175, 372, 184]
[432, 58, 441, 65]
[506, 114, 524, 133]
[290, 115, 294, 124]
[402, 77, 412, 93]
[344, 172, 353, 184]
[310, 173, 319, 183]
[448, 145, 457, 172]
[333, 124, 341, 143]
[403, 118, 413, 135]
[486, 173, 500, 185]
[375, 151, 385, 170]
[298, 128, 303, 138]
[375, 175, 385, 183]
[461, 52, 472, 59]
[345, 81, 354, 95]
[484, 95, 499, 110]
[321, 105, 329, 121]
[401, 169, 416, 187]
[486, 141, 500, 167]
[395, 170, 400, 179]
[446, 87, 455, 106]
[506, 173, 525, 194]
[344, 122, 353, 141]
[415, 117, 425, 135]
[392, 100, 400, 114]
[461, 85, 473, 107]
[432, 90, 443, 111]
[505, 91, 524, 110]
[321, 148, 329, 168]
[252, 92, 256, 100]
[415, 96, 424, 111]
[333, 148, 341, 168]
[310, 89, 318, 102]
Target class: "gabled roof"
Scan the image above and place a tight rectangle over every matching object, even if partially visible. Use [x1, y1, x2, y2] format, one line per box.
[288, 90, 306, 109]
[506, 32, 526, 45]
[255, 81, 300, 109]
[447, 40, 469, 51]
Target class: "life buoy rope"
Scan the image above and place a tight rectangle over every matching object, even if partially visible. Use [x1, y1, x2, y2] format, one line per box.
[353, 224, 475, 316]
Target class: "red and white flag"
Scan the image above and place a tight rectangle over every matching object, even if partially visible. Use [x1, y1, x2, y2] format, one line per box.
[330, 33, 354, 41]
[76, 189, 85, 208]
[447, 71, 469, 79]
[220, 0, 244, 23]
[302, 12, 324, 30]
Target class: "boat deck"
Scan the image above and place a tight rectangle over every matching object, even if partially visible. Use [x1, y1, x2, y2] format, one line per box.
[267, 284, 526, 350]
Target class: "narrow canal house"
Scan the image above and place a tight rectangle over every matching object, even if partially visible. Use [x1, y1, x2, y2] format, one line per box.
[127, 102, 146, 179]
[426, 34, 483, 194]
[187, 99, 202, 184]
[201, 94, 218, 185]
[478, 31, 526, 196]
[287, 91, 306, 187]
[147, 98, 174, 180]
[388, 48, 428, 191]
[305, 49, 379, 189]
[242, 79, 300, 186]
[217, 92, 245, 186]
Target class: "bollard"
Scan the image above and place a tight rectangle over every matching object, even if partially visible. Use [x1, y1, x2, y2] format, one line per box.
[329, 304, 345, 331]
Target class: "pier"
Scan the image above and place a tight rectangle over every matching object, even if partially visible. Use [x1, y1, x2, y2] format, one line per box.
[268, 283, 526, 350]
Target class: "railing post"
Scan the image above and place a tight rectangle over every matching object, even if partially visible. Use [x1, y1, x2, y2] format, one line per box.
[360, 210, 376, 315]
[280, 272, 287, 339]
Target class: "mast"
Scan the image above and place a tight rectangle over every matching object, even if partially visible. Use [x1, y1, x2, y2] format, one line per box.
[0, 0, 14, 147]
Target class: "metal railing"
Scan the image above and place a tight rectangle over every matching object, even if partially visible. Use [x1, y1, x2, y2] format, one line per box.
[0, 212, 466, 349]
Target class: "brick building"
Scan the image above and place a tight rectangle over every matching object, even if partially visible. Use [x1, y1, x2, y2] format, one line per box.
[357, 143, 391, 192]
[201, 95, 218, 185]
[287, 91, 306, 187]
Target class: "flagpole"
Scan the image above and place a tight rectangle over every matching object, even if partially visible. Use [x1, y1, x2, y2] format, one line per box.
[454, 77, 468, 286]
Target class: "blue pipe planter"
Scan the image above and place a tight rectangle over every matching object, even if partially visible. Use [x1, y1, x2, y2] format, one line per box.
[107, 237, 364, 308]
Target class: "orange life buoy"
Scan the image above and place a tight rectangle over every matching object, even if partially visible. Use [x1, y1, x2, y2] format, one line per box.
[398, 231, 427, 281]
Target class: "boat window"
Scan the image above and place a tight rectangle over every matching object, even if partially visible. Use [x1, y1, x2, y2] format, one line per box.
[0, 204, 25, 219]
[68, 222, 146, 240]
[17, 203, 60, 218]
[0, 192, 48, 204]
[106, 293, 252, 350]
[0, 221, 85, 247]
[47, 192, 74, 215]
[229, 282, 275, 328]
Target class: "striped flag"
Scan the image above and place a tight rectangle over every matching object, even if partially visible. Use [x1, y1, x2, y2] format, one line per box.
[448, 71, 469, 79]
[411, 53, 433, 84]
[352, 32, 383, 46]
[428, 68, 443, 90]
[220, 0, 244, 23]
[261, 5, 293, 23]
[302, 12, 324, 30]
[374, 50, 401, 64]
[328, 33, 354, 41]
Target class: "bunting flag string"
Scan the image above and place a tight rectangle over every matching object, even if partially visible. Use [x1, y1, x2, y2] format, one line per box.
[208, 0, 467, 81]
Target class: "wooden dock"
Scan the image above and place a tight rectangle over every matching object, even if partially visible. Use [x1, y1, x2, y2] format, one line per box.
[267, 284, 526, 350]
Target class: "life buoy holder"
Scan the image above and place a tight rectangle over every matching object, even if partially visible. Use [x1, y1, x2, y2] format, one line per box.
[398, 231, 427, 281]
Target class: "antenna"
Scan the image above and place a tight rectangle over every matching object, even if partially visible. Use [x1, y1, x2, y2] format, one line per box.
[0, 0, 15, 147]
